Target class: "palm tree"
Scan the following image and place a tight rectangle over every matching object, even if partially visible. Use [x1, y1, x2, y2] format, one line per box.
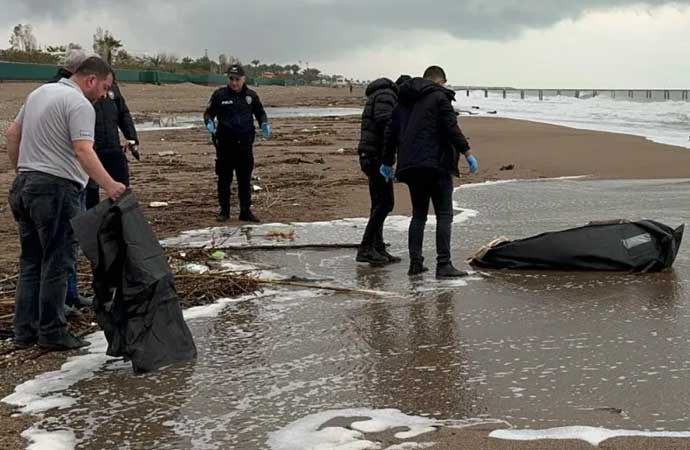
[93, 27, 122, 65]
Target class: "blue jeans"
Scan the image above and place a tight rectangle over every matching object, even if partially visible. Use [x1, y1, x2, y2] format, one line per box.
[8, 172, 81, 341]
[66, 191, 86, 304]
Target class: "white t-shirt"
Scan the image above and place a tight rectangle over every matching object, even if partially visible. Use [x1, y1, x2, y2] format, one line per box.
[15, 78, 95, 188]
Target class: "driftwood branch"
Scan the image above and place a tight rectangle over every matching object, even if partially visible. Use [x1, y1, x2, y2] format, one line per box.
[258, 279, 403, 298]
[217, 243, 359, 251]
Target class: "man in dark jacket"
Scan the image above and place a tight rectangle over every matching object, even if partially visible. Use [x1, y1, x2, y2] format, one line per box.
[84, 77, 138, 208]
[355, 75, 409, 265]
[204, 64, 269, 223]
[382, 66, 478, 278]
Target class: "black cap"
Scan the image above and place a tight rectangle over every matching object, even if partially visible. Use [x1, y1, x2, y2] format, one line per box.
[227, 64, 245, 77]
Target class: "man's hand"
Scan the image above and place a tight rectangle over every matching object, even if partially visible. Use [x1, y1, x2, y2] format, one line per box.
[125, 140, 140, 160]
[260, 122, 271, 139]
[205, 120, 216, 134]
[465, 154, 478, 173]
[105, 181, 127, 201]
[379, 164, 394, 182]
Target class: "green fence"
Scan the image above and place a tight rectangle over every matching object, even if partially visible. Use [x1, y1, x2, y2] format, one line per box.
[254, 78, 306, 86]
[0, 61, 229, 85]
[0, 61, 58, 81]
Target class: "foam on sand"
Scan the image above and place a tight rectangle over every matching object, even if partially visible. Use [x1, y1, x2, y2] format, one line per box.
[490, 426, 690, 446]
[267, 408, 441, 450]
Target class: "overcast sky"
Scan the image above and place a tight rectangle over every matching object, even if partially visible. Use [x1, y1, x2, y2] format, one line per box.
[3, 1, 690, 87]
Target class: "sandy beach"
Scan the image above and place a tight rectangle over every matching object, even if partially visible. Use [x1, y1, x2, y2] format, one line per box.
[2, 82, 690, 450]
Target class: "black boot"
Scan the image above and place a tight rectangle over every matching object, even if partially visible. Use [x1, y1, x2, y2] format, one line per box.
[38, 332, 89, 351]
[408, 261, 429, 276]
[436, 263, 469, 279]
[356, 246, 388, 265]
[376, 246, 402, 263]
[239, 209, 260, 223]
[216, 209, 229, 222]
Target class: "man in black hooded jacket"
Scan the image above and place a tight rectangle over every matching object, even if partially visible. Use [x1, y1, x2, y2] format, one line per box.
[382, 66, 478, 278]
[355, 75, 410, 265]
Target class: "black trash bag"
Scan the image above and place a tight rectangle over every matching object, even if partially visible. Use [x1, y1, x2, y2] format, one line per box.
[469, 219, 684, 273]
[71, 189, 197, 373]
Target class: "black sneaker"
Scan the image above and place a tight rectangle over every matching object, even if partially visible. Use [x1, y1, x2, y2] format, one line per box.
[376, 247, 402, 264]
[38, 333, 89, 351]
[14, 336, 37, 349]
[408, 263, 429, 276]
[239, 210, 261, 223]
[64, 303, 84, 319]
[66, 295, 93, 308]
[436, 263, 469, 279]
[216, 211, 230, 222]
[356, 246, 388, 265]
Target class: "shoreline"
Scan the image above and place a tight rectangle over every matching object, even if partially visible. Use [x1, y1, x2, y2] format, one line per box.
[3, 83, 690, 450]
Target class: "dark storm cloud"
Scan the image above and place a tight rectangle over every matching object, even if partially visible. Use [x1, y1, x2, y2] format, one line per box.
[2, 0, 689, 60]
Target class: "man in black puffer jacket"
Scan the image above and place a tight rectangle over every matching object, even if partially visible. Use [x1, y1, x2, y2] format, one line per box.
[356, 75, 410, 265]
[382, 66, 478, 278]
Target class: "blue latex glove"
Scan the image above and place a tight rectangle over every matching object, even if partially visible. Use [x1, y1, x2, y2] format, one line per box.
[260, 122, 271, 139]
[379, 164, 394, 182]
[466, 154, 478, 173]
[205, 120, 216, 134]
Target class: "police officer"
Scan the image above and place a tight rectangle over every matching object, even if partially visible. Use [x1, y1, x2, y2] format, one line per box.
[86, 74, 139, 208]
[204, 64, 269, 222]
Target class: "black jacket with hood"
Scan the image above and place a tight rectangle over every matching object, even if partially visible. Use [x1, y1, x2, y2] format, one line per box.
[357, 78, 398, 163]
[382, 77, 470, 179]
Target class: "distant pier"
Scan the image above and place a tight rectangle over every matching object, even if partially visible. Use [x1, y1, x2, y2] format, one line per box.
[455, 88, 689, 101]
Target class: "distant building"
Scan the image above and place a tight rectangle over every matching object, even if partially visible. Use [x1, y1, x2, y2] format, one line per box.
[261, 71, 275, 79]
[333, 75, 347, 86]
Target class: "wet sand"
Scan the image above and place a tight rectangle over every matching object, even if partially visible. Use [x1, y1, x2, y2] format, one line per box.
[2, 82, 690, 450]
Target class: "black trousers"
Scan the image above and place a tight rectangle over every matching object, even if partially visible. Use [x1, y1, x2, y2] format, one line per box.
[360, 159, 394, 249]
[403, 168, 454, 265]
[215, 137, 254, 214]
[86, 148, 130, 209]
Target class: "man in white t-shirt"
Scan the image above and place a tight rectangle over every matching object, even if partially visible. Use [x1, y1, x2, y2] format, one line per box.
[5, 56, 126, 351]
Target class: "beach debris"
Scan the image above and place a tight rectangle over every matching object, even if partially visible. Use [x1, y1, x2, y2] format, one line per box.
[183, 263, 210, 274]
[336, 148, 345, 154]
[210, 250, 227, 260]
[252, 184, 263, 192]
[157, 150, 176, 156]
[149, 201, 169, 208]
[265, 229, 296, 241]
[258, 278, 403, 298]
[500, 164, 515, 171]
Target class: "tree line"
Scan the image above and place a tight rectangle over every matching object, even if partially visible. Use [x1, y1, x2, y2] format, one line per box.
[1, 24, 355, 84]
